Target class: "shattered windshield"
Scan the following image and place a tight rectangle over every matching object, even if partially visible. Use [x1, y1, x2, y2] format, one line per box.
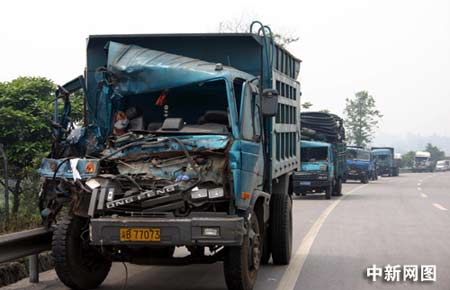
[112, 79, 231, 135]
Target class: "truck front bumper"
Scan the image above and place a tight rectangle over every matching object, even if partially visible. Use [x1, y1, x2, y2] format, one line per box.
[90, 215, 245, 247]
[292, 175, 329, 192]
[345, 170, 366, 180]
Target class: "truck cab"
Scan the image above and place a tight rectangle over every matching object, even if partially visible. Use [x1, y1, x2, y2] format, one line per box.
[293, 141, 335, 199]
[37, 26, 301, 290]
[344, 146, 370, 183]
[371, 147, 399, 176]
[413, 151, 433, 172]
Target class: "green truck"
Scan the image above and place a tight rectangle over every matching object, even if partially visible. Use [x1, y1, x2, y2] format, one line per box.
[292, 112, 346, 199]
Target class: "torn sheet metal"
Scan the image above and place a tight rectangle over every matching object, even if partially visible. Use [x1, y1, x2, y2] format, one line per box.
[106, 41, 253, 96]
[102, 135, 230, 160]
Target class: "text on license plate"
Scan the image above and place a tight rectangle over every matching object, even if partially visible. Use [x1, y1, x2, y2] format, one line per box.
[300, 181, 311, 186]
[120, 228, 161, 242]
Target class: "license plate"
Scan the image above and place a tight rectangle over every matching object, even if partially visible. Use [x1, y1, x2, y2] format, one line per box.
[300, 181, 311, 186]
[351, 170, 358, 174]
[120, 228, 161, 242]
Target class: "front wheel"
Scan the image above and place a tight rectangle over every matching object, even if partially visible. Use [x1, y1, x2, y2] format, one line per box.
[270, 193, 293, 265]
[224, 210, 262, 290]
[361, 175, 369, 184]
[333, 179, 342, 196]
[52, 214, 111, 290]
[325, 183, 332, 199]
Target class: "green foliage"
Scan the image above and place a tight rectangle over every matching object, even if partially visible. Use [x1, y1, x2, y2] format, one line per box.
[425, 143, 446, 162]
[302, 101, 313, 110]
[343, 91, 382, 147]
[401, 151, 416, 168]
[0, 76, 84, 226]
[0, 77, 55, 171]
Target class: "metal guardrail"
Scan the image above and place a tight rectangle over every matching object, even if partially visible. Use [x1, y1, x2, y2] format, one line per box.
[0, 227, 53, 283]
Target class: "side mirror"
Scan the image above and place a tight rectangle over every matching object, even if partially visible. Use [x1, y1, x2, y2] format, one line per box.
[261, 89, 279, 117]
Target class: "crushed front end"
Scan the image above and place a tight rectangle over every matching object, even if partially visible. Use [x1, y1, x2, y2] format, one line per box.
[39, 131, 246, 264]
[36, 41, 256, 267]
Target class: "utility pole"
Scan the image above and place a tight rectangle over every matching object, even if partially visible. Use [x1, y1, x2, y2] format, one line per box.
[0, 143, 8, 222]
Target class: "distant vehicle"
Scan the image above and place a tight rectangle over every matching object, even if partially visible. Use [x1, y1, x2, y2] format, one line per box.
[435, 160, 450, 172]
[371, 147, 400, 176]
[394, 153, 402, 170]
[369, 152, 378, 181]
[344, 146, 371, 183]
[292, 112, 346, 199]
[293, 140, 346, 199]
[413, 151, 433, 172]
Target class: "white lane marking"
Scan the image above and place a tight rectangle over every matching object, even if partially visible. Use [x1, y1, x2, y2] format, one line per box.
[417, 187, 422, 191]
[276, 184, 368, 290]
[417, 183, 422, 186]
[421, 193, 428, 198]
[433, 203, 448, 211]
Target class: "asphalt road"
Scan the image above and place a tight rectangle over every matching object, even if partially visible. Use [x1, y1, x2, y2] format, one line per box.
[4, 172, 450, 290]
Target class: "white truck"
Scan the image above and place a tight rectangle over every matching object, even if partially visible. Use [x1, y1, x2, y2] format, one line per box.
[413, 151, 433, 172]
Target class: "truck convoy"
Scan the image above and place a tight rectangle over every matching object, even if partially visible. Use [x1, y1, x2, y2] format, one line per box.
[371, 147, 400, 176]
[37, 23, 301, 290]
[344, 146, 371, 183]
[292, 112, 346, 199]
[413, 151, 433, 172]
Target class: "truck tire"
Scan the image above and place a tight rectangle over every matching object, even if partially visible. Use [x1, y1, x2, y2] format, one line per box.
[260, 229, 271, 265]
[53, 214, 111, 290]
[361, 175, 369, 184]
[325, 183, 332, 199]
[270, 194, 292, 265]
[333, 179, 342, 196]
[224, 210, 262, 290]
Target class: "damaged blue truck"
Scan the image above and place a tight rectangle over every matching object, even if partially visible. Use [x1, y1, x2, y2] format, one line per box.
[37, 23, 301, 290]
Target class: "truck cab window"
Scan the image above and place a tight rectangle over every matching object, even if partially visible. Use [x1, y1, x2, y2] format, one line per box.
[240, 83, 255, 141]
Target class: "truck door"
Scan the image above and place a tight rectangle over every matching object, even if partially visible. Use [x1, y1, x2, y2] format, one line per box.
[236, 82, 264, 208]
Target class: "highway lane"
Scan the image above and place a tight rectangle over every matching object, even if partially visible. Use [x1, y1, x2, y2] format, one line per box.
[4, 173, 449, 290]
[295, 172, 450, 290]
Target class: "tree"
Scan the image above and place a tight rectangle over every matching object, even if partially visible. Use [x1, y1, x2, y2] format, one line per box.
[0, 77, 55, 215]
[218, 18, 299, 47]
[401, 151, 416, 168]
[302, 101, 313, 110]
[425, 143, 445, 162]
[343, 91, 382, 147]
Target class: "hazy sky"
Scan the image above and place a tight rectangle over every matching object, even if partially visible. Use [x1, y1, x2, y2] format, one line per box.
[1, 0, 449, 137]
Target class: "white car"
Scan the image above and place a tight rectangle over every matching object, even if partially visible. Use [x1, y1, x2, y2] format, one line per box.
[435, 160, 450, 172]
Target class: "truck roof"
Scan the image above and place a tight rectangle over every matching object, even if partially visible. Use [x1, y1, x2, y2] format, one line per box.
[372, 148, 393, 155]
[86, 33, 301, 81]
[87, 33, 302, 63]
[301, 140, 331, 148]
[415, 151, 431, 158]
[105, 41, 255, 94]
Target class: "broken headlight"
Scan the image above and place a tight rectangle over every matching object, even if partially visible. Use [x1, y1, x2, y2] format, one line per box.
[190, 187, 224, 200]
